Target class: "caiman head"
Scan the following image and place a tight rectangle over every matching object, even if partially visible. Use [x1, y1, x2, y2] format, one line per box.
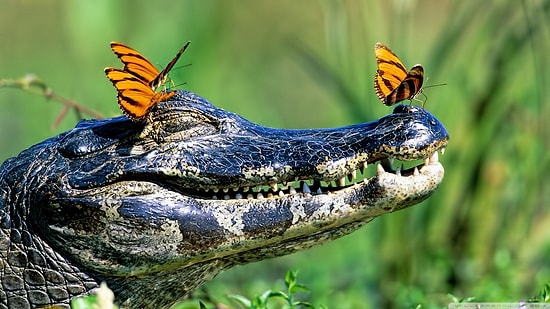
[0, 91, 448, 308]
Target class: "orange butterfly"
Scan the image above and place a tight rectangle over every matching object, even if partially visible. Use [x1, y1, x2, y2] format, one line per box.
[105, 41, 191, 121]
[374, 42, 424, 106]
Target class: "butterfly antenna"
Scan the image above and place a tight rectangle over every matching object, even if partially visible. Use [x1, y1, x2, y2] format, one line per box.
[172, 81, 188, 89]
[163, 64, 192, 89]
[173, 63, 193, 72]
[420, 82, 446, 107]
[423, 82, 447, 89]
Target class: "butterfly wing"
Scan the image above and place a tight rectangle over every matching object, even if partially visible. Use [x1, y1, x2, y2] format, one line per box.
[104, 68, 176, 121]
[106, 41, 191, 121]
[110, 42, 160, 85]
[374, 42, 424, 106]
[149, 41, 191, 90]
[382, 65, 424, 106]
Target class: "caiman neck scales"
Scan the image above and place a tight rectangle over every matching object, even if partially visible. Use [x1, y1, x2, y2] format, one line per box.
[0, 90, 448, 309]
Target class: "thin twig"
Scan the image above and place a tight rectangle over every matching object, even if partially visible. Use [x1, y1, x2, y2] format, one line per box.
[0, 74, 104, 128]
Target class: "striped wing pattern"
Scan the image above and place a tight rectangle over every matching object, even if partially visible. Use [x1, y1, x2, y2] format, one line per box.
[105, 41, 190, 121]
[104, 68, 176, 120]
[110, 42, 160, 85]
[374, 42, 424, 106]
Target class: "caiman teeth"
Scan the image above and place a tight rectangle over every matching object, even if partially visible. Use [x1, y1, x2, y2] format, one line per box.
[430, 151, 439, 163]
[424, 150, 439, 166]
[347, 170, 357, 182]
[199, 150, 443, 200]
[338, 177, 346, 187]
[376, 163, 385, 175]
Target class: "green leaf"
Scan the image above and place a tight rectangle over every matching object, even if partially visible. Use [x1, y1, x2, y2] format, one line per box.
[293, 300, 315, 308]
[541, 283, 550, 302]
[285, 270, 298, 289]
[288, 283, 309, 295]
[256, 290, 279, 305]
[265, 290, 288, 301]
[447, 294, 476, 303]
[228, 294, 253, 308]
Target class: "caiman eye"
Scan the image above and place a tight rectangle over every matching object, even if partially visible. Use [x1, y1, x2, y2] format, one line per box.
[147, 110, 221, 143]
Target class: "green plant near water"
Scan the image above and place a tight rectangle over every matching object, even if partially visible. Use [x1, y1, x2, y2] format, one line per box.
[226, 270, 318, 309]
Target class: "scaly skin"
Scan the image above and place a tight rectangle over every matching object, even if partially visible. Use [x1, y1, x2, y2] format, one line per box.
[0, 91, 448, 308]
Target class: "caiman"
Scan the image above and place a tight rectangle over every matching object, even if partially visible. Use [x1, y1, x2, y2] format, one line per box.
[0, 90, 448, 308]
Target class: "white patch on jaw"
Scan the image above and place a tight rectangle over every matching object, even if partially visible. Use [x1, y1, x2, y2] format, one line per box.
[209, 203, 247, 236]
[309, 193, 350, 223]
[289, 200, 306, 224]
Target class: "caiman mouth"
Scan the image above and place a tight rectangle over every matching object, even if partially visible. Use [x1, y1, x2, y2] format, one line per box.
[183, 150, 444, 200]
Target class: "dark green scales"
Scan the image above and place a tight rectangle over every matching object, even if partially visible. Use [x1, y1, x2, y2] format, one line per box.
[0, 91, 448, 308]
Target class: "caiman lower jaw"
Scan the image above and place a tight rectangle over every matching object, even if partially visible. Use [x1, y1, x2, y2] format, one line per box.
[189, 149, 444, 201]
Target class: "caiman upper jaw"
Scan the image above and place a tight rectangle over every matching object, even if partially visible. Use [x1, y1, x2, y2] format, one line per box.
[57, 93, 448, 202]
[184, 148, 445, 201]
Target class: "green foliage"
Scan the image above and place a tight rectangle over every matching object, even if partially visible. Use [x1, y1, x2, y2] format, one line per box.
[70, 279, 550, 309]
[226, 271, 316, 309]
[529, 284, 550, 303]
[447, 294, 476, 304]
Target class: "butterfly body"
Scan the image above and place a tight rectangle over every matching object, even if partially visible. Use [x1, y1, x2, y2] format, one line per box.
[374, 42, 424, 106]
[105, 41, 191, 121]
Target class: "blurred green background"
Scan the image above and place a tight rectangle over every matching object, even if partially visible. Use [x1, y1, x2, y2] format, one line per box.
[1, 1, 548, 308]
